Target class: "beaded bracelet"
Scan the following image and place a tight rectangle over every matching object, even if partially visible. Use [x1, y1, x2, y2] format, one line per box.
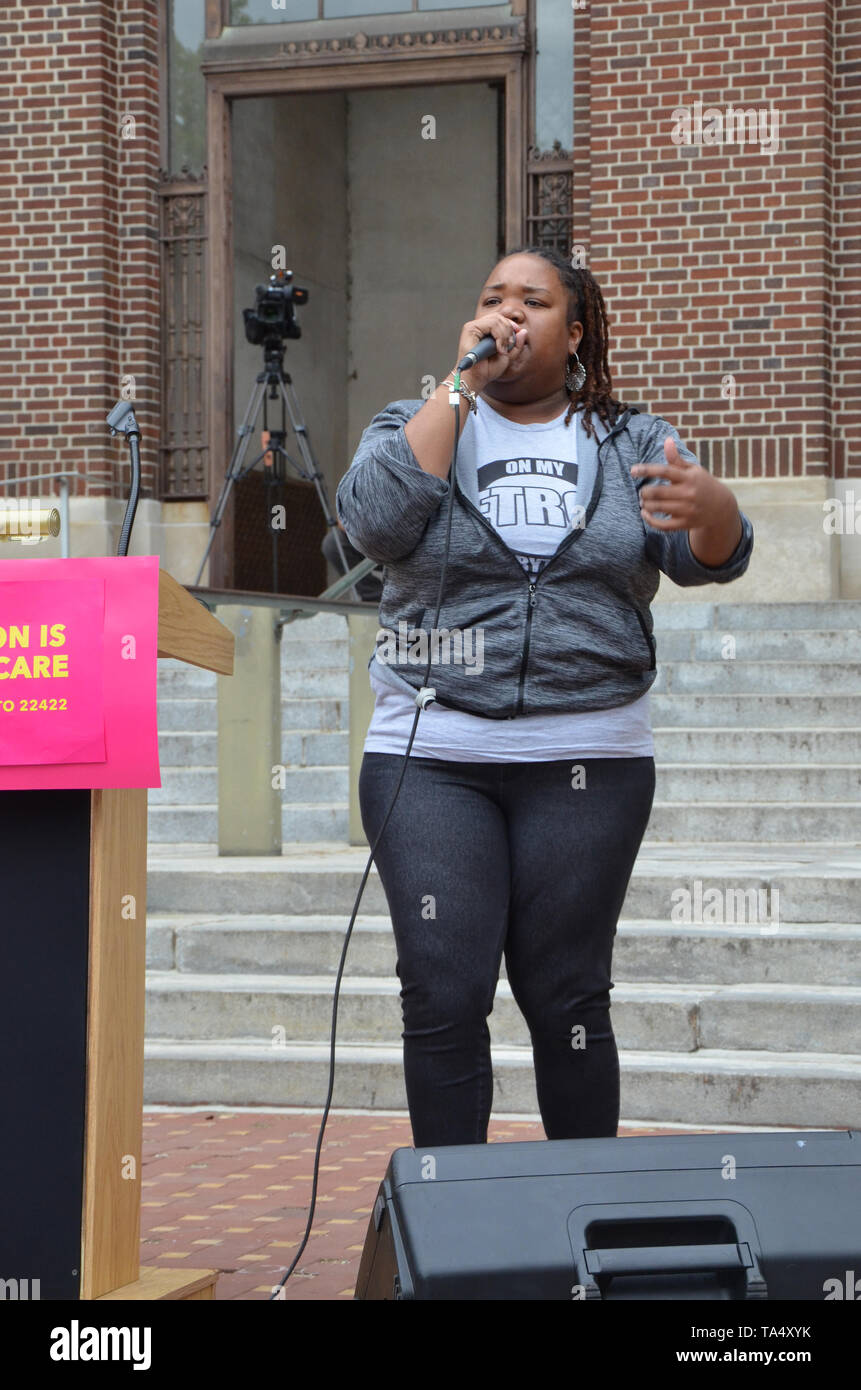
[442, 374, 478, 413]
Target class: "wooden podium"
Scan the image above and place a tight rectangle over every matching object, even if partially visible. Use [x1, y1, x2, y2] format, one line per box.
[0, 570, 234, 1300]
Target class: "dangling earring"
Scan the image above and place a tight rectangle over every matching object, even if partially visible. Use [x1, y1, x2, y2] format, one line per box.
[565, 350, 586, 393]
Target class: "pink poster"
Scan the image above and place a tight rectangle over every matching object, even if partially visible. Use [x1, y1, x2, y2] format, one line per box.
[0, 555, 161, 790]
[0, 577, 106, 766]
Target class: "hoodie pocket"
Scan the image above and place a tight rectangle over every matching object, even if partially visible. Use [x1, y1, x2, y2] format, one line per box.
[632, 605, 657, 670]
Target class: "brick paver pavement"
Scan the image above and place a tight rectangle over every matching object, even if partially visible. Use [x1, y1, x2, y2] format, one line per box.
[140, 1108, 808, 1300]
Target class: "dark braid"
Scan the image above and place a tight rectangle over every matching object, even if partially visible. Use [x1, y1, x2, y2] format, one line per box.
[502, 245, 622, 440]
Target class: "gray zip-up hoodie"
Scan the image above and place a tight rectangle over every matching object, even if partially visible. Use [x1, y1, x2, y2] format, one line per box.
[336, 399, 754, 719]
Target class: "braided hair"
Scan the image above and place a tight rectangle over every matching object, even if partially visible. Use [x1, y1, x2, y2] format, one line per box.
[500, 245, 622, 440]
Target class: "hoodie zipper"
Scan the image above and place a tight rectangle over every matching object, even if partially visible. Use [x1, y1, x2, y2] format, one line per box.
[453, 407, 636, 716]
[516, 579, 538, 712]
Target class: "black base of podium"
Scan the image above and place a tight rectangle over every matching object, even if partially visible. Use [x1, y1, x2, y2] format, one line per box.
[0, 789, 90, 1300]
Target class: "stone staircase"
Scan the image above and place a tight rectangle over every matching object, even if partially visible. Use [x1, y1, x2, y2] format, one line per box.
[145, 601, 861, 1125]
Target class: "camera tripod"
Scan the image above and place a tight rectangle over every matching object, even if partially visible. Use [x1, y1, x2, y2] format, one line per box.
[194, 342, 359, 597]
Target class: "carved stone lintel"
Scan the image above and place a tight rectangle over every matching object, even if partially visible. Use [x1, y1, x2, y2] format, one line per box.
[527, 141, 573, 167]
[158, 164, 209, 186]
[285, 21, 525, 60]
[206, 18, 528, 68]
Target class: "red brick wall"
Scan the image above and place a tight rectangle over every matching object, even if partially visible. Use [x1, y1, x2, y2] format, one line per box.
[0, 1, 161, 505]
[834, 0, 860, 478]
[571, 6, 591, 255]
[574, 0, 853, 481]
[1, 3, 853, 503]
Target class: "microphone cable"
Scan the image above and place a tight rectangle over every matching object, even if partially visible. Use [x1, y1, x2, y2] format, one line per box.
[269, 380, 465, 1299]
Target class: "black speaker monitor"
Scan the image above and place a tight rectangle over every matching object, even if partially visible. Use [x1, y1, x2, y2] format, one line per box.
[355, 1130, 861, 1300]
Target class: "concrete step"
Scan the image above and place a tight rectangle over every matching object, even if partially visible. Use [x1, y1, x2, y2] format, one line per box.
[147, 913, 395, 974]
[155, 659, 861, 715]
[163, 601, 861, 652]
[281, 698, 347, 732]
[644, 802, 861, 843]
[150, 770, 216, 804]
[156, 615, 347, 665]
[145, 844, 861, 924]
[157, 690, 350, 731]
[155, 698, 216, 732]
[279, 612, 350, 641]
[145, 973, 703, 1050]
[151, 767, 861, 811]
[158, 732, 218, 766]
[158, 654, 861, 702]
[280, 730, 350, 765]
[615, 919, 861, 986]
[147, 804, 350, 842]
[142, 1039, 861, 1127]
[148, 762, 861, 807]
[650, 601, 861, 631]
[148, 806, 218, 841]
[157, 660, 217, 695]
[655, 629, 861, 662]
[144, 972, 861, 1056]
[155, 728, 861, 771]
[658, 662, 861, 695]
[279, 669, 349, 699]
[156, 693, 861, 734]
[702, 601, 861, 631]
[150, 766, 345, 805]
[178, 602, 861, 642]
[161, 638, 861, 696]
[651, 728, 861, 763]
[145, 914, 861, 987]
[649, 694, 861, 726]
[281, 804, 349, 840]
[146, 799, 861, 843]
[279, 638, 349, 670]
[656, 765, 861, 801]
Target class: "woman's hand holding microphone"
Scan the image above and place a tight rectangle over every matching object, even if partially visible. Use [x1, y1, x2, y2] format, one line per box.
[451, 313, 529, 394]
[404, 313, 528, 478]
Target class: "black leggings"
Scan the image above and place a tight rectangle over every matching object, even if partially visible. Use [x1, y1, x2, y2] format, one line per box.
[358, 752, 656, 1148]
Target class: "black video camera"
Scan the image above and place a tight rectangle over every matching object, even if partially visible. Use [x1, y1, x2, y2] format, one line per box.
[243, 269, 309, 346]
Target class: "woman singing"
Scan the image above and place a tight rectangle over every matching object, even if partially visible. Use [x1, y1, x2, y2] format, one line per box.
[336, 246, 753, 1150]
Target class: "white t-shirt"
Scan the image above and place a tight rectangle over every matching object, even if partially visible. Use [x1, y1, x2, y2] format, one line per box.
[364, 399, 654, 762]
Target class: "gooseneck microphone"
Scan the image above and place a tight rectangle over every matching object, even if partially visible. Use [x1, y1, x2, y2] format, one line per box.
[456, 334, 498, 372]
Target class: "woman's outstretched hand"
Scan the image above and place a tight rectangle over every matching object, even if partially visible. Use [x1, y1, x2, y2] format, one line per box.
[632, 437, 744, 565]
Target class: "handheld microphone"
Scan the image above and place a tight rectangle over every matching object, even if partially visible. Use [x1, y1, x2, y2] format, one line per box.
[456, 334, 498, 372]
